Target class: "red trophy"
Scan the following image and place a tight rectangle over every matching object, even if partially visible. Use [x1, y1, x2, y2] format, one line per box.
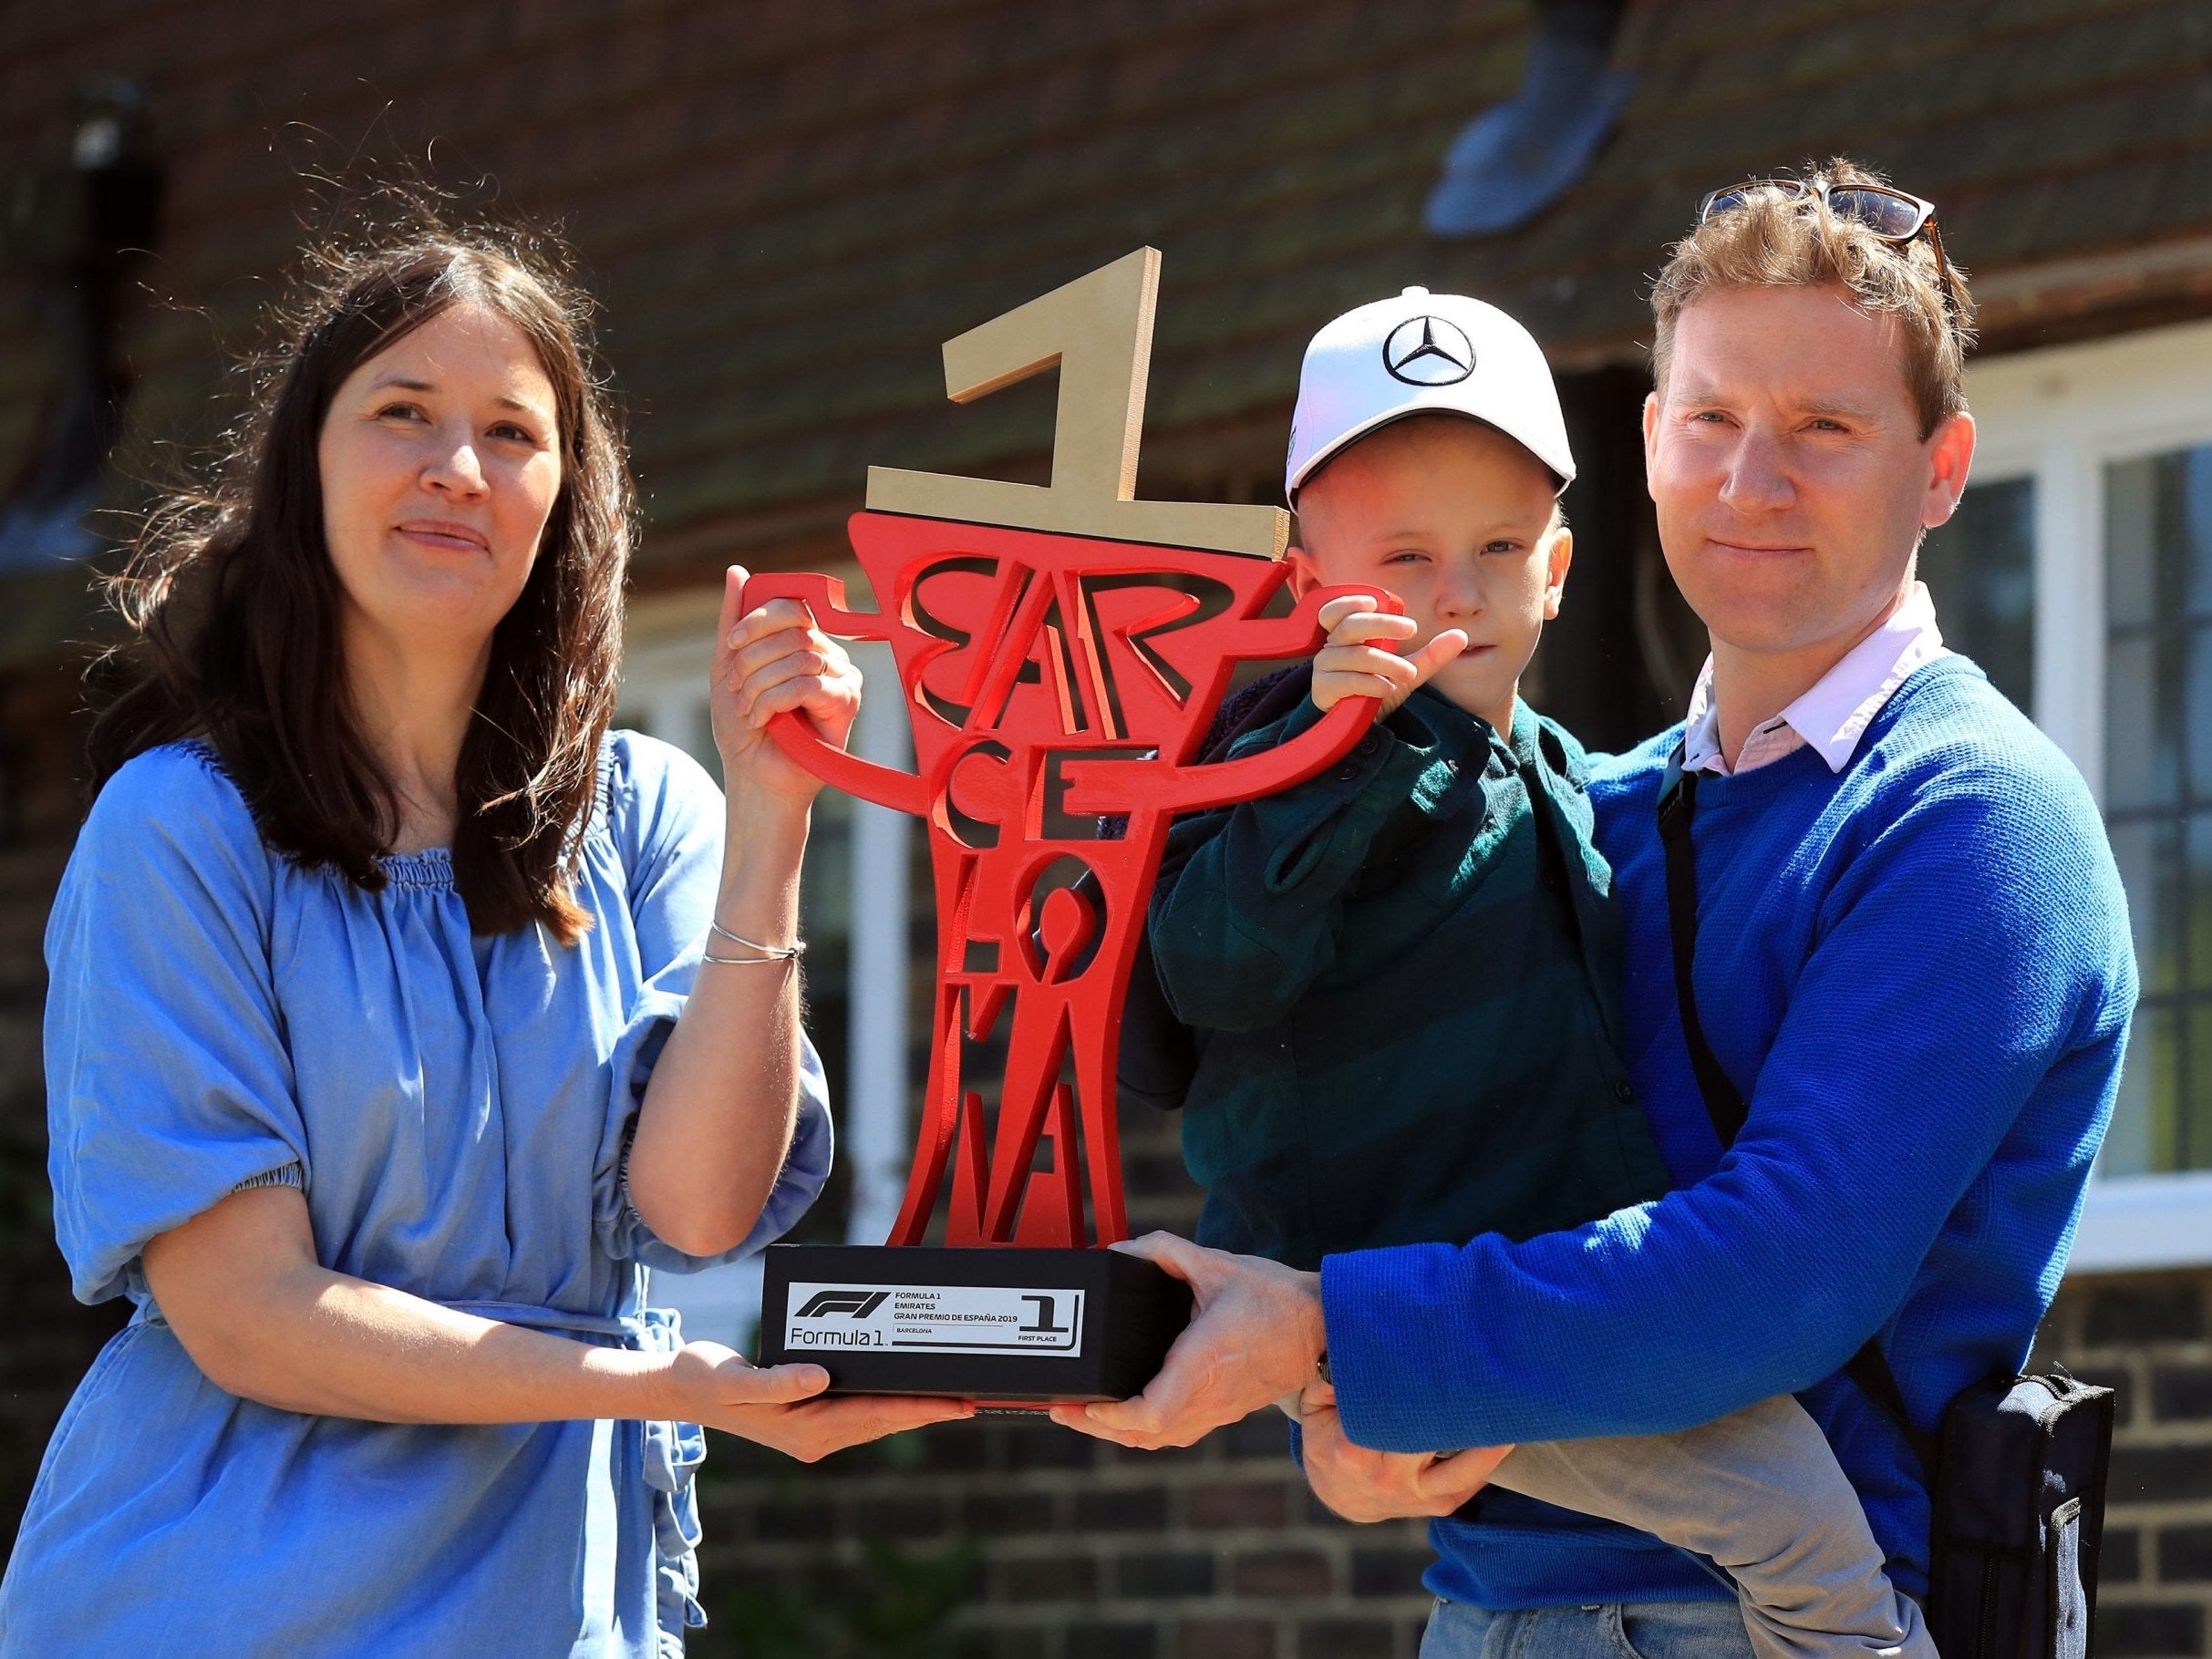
[751, 251, 1387, 1402]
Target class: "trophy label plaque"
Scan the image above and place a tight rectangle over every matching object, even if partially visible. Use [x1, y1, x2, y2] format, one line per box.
[783, 1283, 1086, 1358]
[749, 249, 1390, 1404]
[764, 1245, 1193, 1400]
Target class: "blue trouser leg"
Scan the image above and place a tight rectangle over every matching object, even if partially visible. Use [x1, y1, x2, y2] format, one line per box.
[1420, 1598, 1761, 1659]
[1482, 1396, 1932, 1658]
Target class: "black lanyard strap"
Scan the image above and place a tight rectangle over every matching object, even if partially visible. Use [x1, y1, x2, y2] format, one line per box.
[1657, 743, 1940, 1473]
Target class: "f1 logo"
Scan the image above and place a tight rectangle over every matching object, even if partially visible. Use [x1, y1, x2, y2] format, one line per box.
[793, 1290, 891, 1320]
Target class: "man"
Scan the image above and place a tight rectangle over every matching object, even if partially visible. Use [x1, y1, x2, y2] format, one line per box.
[1050, 161, 2137, 1656]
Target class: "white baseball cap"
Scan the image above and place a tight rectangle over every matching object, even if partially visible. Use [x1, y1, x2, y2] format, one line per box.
[1285, 286, 1576, 500]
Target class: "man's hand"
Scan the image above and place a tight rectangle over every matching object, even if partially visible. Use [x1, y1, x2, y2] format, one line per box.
[1047, 1232, 1325, 1449]
[670, 1342, 974, 1463]
[1295, 1377, 1512, 1522]
[1309, 593, 1466, 716]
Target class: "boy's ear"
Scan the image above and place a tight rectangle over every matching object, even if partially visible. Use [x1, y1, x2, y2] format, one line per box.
[1543, 526, 1574, 621]
[1284, 546, 1320, 599]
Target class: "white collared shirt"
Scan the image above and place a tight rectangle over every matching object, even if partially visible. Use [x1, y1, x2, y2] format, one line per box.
[1681, 582, 1949, 777]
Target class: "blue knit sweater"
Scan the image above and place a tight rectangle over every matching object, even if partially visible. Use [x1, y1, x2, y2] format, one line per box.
[1318, 655, 2136, 1609]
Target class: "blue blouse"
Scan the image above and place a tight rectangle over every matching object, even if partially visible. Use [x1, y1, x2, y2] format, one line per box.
[1, 733, 832, 1657]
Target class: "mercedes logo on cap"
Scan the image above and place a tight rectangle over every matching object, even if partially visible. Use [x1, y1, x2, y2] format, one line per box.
[1382, 314, 1475, 386]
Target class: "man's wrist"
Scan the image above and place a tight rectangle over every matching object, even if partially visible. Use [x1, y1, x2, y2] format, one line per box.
[1296, 1267, 1327, 1378]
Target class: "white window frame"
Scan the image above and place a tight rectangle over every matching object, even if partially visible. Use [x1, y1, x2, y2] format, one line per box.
[1963, 315, 2212, 1272]
[616, 574, 915, 1340]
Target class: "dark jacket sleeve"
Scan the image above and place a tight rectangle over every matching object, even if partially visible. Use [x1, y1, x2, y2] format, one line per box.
[1112, 670, 1311, 1110]
[1145, 683, 1453, 1035]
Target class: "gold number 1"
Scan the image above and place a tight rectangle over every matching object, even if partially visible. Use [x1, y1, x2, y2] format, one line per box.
[866, 248, 1289, 560]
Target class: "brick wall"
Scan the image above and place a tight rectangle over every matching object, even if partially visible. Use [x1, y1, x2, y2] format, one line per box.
[2039, 1269, 2212, 1657]
[0, 654, 129, 1549]
[697, 1406, 1437, 1659]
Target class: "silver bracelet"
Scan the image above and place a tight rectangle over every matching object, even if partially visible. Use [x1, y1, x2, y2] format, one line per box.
[702, 919, 806, 964]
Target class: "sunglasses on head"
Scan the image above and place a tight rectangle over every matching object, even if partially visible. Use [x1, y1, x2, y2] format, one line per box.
[1696, 179, 1960, 328]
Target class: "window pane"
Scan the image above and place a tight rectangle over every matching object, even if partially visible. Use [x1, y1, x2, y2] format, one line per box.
[2109, 819, 2177, 997]
[2103, 442, 2212, 1173]
[2106, 457, 2158, 629]
[2192, 628, 2212, 805]
[2104, 634, 2184, 811]
[1917, 475, 2034, 712]
[2104, 1007, 2158, 1176]
[2189, 1000, 2212, 1171]
[2110, 1004, 2184, 1178]
[2108, 450, 2212, 624]
[2184, 448, 2212, 616]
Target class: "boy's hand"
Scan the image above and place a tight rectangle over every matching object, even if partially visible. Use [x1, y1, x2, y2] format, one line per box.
[1294, 1377, 1513, 1522]
[1309, 594, 1468, 716]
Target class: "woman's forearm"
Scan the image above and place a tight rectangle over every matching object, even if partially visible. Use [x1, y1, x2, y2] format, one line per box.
[625, 793, 811, 1256]
[233, 1264, 680, 1422]
[143, 1186, 683, 1425]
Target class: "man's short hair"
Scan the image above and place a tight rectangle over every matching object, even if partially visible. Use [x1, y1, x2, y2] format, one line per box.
[1649, 158, 1978, 439]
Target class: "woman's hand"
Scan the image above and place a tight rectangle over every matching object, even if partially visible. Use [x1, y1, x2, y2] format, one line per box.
[711, 564, 862, 807]
[1309, 593, 1465, 717]
[1295, 1378, 1512, 1522]
[666, 1342, 973, 1462]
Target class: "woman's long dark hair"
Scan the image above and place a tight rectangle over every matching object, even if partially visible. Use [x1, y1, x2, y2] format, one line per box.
[88, 223, 635, 944]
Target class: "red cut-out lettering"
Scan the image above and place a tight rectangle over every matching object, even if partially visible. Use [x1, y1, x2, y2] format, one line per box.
[742, 512, 1395, 1248]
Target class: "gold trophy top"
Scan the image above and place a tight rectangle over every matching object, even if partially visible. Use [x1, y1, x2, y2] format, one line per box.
[864, 247, 1291, 560]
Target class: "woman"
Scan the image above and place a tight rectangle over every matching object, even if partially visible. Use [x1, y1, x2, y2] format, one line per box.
[0, 225, 965, 1655]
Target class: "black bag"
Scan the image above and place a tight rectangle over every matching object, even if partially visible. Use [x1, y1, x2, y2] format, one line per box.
[1658, 747, 2114, 1658]
[1927, 1372, 2114, 1658]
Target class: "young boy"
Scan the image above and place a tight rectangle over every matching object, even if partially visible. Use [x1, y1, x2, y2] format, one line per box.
[1142, 288, 1932, 1659]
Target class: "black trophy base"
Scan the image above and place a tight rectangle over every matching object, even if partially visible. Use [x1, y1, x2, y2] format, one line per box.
[756, 1243, 1194, 1403]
